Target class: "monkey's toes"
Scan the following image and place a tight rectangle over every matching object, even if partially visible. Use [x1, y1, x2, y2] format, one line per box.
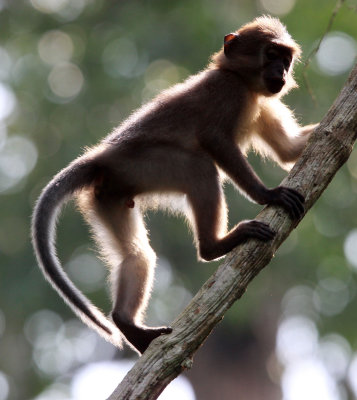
[253, 222, 276, 241]
[112, 314, 173, 354]
[159, 326, 173, 334]
[134, 326, 173, 354]
[240, 220, 275, 241]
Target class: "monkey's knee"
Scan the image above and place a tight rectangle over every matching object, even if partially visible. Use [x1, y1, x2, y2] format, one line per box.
[198, 241, 220, 262]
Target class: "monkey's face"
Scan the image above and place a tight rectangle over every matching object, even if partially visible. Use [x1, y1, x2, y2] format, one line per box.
[217, 20, 300, 97]
[262, 45, 293, 95]
[221, 33, 296, 96]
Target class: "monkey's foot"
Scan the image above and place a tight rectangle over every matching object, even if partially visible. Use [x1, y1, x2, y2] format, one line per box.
[236, 220, 276, 241]
[112, 314, 172, 354]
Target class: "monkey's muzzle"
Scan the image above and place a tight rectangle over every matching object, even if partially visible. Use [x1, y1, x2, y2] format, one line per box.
[266, 78, 285, 94]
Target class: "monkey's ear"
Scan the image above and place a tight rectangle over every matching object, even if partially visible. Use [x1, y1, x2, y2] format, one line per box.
[224, 33, 239, 56]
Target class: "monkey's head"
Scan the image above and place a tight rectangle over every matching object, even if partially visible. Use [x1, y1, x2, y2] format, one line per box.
[212, 16, 301, 97]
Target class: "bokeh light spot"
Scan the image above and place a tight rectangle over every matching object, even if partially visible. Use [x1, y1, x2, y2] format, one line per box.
[0, 47, 12, 81]
[0, 136, 38, 192]
[0, 83, 16, 121]
[48, 63, 84, 99]
[313, 277, 350, 316]
[319, 334, 351, 380]
[102, 38, 138, 78]
[24, 309, 63, 347]
[343, 229, 357, 269]
[259, 0, 296, 16]
[316, 32, 357, 76]
[30, 0, 68, 14]
[38, 30, 74, 65]
[71, 361, 196, 400]
[67, 252, 106, 292]
[348, 354, 357, 397]
[0, 372, 9, 400]
[276, 315, 318, 365]
[282, 358, 340, 400]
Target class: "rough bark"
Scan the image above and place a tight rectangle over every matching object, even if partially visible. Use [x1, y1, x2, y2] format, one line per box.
[108, 63, 357, 400]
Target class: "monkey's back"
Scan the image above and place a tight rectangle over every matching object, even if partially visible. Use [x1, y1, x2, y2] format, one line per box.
[103, 68, 250, 153]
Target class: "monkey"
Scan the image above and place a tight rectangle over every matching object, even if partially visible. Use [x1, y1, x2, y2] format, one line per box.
[32, 16, 317, 355]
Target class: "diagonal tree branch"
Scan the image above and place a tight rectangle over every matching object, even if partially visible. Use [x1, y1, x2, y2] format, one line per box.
[108, 62, 357, 400]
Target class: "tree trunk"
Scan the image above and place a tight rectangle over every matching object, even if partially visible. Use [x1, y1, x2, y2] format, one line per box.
[108, 63, 357, 400]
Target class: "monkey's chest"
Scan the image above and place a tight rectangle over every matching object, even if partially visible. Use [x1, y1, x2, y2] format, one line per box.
[234, 101, 261, 150]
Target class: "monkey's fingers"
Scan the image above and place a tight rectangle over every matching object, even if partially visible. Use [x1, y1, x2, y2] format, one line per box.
[268, 186, 305, 219]
[283, 187, 305, 203]
[279, 196, 303, 219]
[278, 188, 305, 219]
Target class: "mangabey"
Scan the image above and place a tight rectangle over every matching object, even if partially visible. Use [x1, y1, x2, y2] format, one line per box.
[32, 16, 317, 354]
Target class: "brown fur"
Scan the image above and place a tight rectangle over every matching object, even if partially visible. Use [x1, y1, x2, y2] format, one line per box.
[32, 16, 317, 354]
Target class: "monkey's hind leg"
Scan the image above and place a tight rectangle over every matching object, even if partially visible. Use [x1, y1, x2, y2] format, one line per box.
[111, 250, 172, 354]
[78, 191, 172, 354]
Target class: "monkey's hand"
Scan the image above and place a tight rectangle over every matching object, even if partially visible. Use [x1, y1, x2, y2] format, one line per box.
[266, 187, 305, 219]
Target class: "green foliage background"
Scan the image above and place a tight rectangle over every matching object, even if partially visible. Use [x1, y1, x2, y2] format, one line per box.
[0, 0, 357, 399]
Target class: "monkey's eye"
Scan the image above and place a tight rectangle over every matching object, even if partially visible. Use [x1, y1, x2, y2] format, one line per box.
[266, 50, 279, 60]
[283, 57, 291, 69]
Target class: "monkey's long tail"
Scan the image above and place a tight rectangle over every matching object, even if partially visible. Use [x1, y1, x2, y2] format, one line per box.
[31, 158, 122, 348]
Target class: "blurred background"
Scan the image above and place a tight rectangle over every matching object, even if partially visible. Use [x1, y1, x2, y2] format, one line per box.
[0, 0, 357, 399]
